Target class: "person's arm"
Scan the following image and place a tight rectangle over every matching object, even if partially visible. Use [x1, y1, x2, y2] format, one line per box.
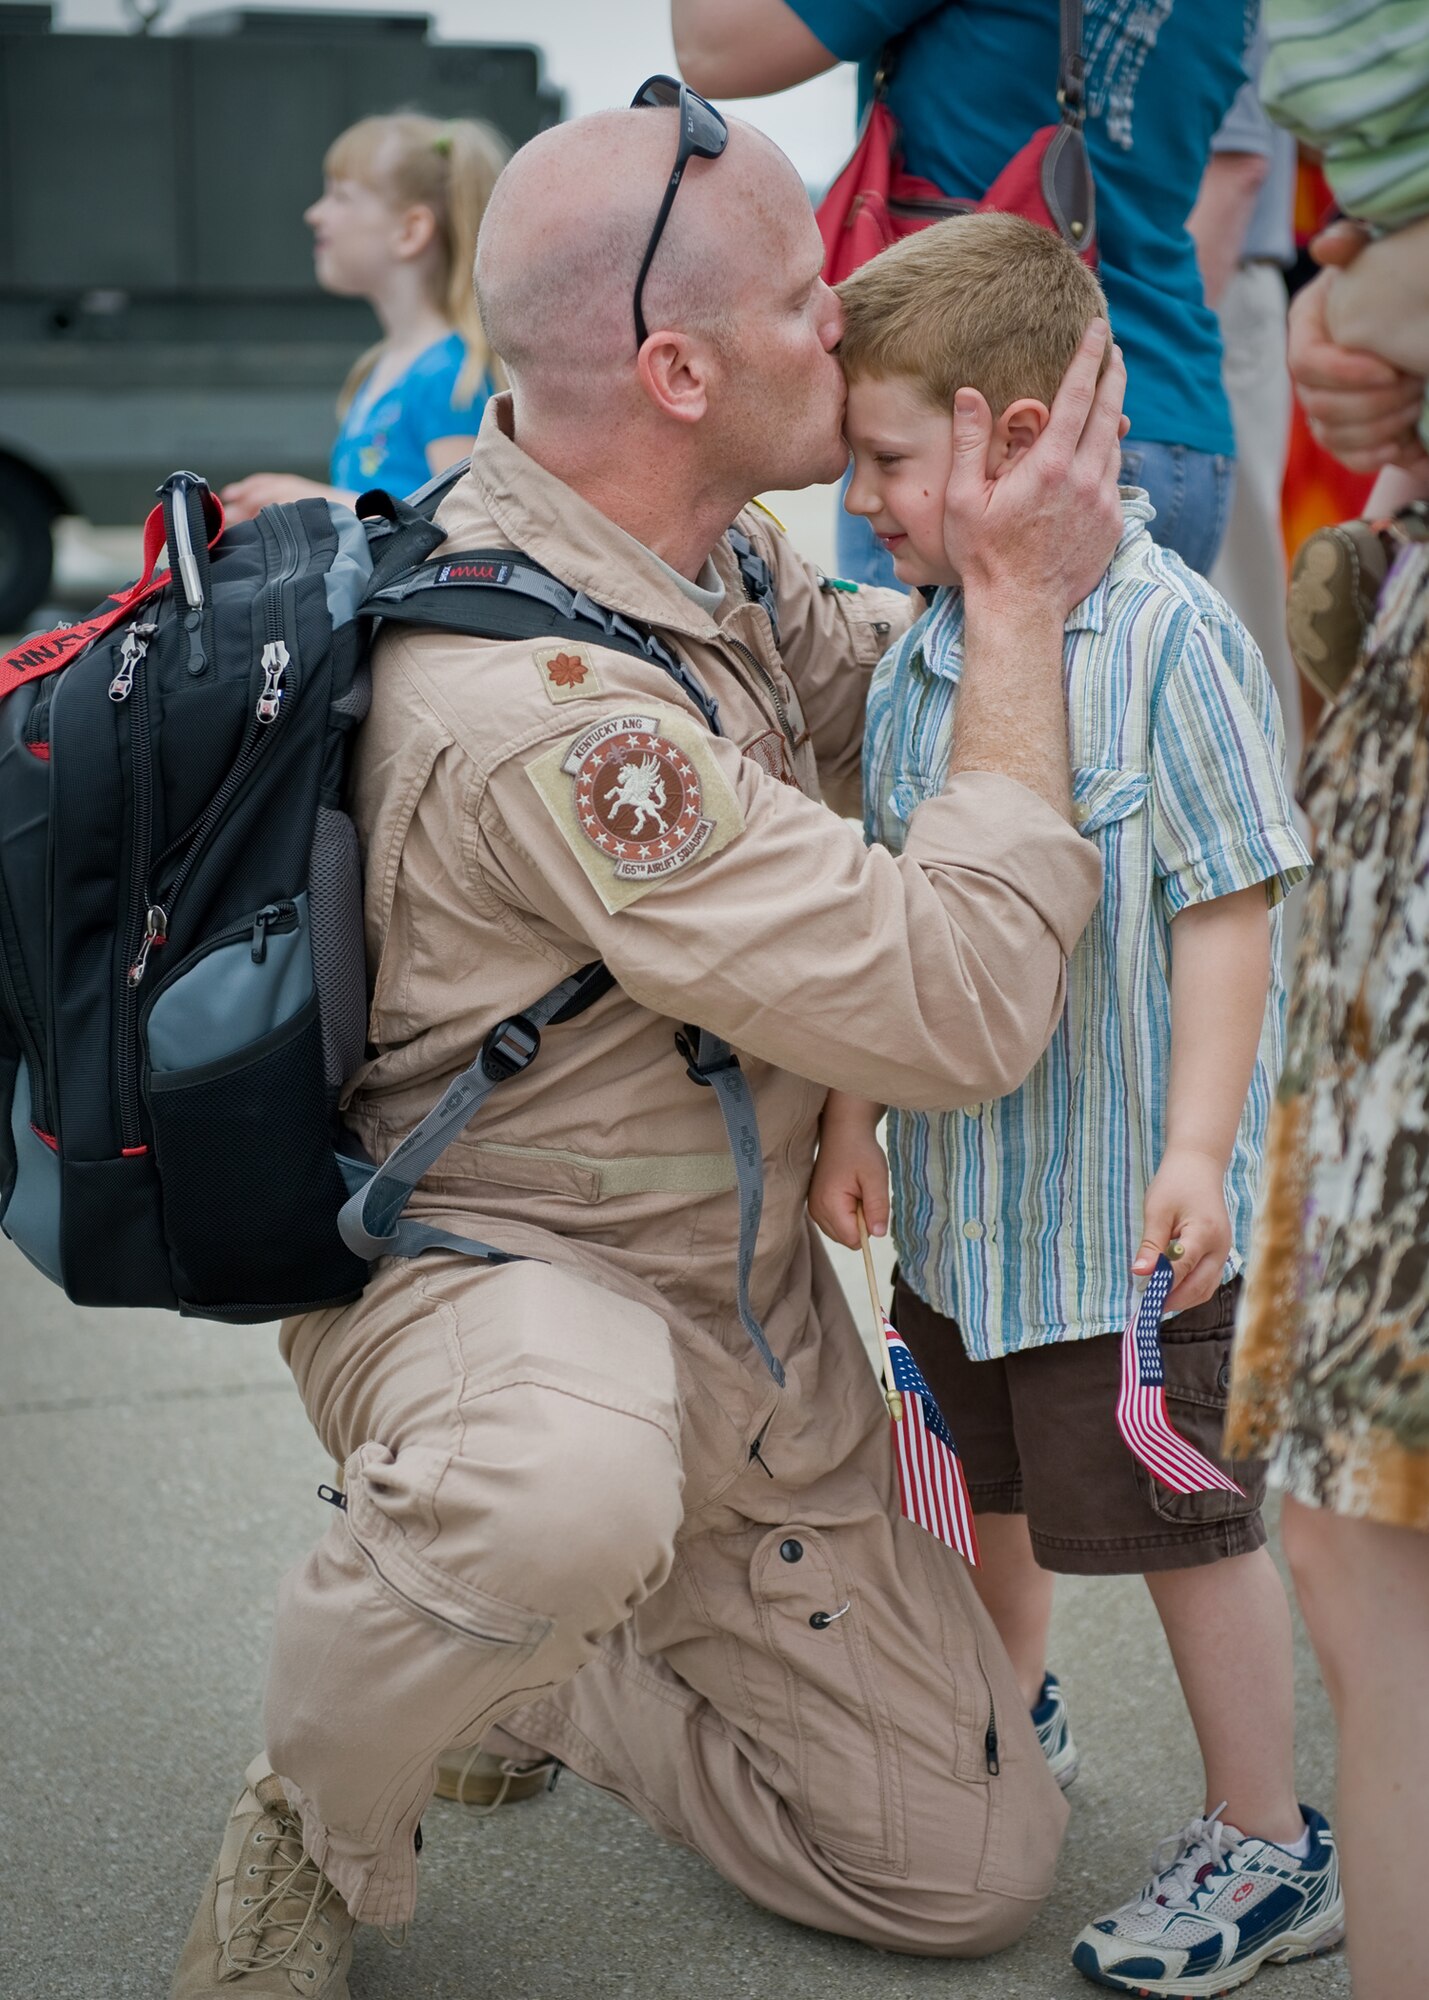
[1322, 212, 1429, 379]
[425, 435, 478, 477]
[1187, 151, 1270, 309]
[809, 1090, 887, 1248]
[673, 0, 841, 97]
[1133, 888, 1270, 1312]
[1287, 245, 1427, 473]
[219, 474, 356, 523]
[945, 320, 1128, 820]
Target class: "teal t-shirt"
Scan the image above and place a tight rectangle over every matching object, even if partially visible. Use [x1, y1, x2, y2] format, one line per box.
[789, 0, 1252, 455]
[330, 332, 492, 500]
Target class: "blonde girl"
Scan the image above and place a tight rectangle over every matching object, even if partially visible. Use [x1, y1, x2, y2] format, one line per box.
[222, 112, 506, 520]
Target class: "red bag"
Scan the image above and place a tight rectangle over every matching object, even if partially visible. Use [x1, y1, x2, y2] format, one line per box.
[816, 0, 1098, 284]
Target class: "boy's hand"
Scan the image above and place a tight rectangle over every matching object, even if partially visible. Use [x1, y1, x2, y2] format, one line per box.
[1134, 1146, 1231, 1314]
[809, 1104, 889, 1251]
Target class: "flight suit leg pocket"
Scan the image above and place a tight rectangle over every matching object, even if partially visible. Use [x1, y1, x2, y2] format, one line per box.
[749, 1526, 907, 1875]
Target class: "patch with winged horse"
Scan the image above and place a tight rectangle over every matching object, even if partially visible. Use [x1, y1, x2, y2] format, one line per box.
[525, 706, 744, 913]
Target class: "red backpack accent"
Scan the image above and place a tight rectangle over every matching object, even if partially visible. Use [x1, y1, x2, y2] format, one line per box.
[816, 0, 1097, 285]
[0, 489, 223, 703]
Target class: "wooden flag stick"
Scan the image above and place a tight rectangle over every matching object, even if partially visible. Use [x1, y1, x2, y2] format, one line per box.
[855, 1203, 904, 1421]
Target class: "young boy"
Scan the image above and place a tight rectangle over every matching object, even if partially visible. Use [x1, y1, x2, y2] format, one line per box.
[812, 214, 1339, 1997]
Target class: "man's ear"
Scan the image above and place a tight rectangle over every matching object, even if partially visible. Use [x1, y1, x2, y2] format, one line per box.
[990, 397, 1052, 474]
[637, 330, 713, 426]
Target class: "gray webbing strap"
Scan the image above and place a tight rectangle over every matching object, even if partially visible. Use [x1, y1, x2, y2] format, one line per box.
[337, 971, 590, 1262]
[337, 976, 785, 1388]
[683, 1028, 784, 1387]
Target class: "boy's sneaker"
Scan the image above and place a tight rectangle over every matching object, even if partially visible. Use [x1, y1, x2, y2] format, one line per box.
[1032, 1670, 1080, 1790]
[1070, 1803, 1344, 1996]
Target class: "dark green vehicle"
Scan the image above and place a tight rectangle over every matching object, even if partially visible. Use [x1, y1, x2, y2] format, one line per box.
[0, 4, 561, 626]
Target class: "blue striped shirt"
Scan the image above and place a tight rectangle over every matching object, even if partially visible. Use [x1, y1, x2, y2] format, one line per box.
[863, 493, 1312, 1358]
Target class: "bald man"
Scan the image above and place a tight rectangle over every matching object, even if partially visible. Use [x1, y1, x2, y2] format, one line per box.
[173, 97, 1125, 1998]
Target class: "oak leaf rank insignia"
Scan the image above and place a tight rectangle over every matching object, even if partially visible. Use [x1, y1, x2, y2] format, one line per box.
[535, 642, 601, 704]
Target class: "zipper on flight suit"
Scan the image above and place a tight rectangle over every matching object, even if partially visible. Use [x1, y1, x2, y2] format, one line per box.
[728, 636, 798, 757]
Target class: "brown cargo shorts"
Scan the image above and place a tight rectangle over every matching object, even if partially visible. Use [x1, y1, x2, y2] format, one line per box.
[892, 1276, 1267, 1576]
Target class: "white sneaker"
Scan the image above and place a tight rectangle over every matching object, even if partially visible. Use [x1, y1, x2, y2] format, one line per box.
[1070, 1803, 1344, 1996]
[1032, 1670, 1080, 1790]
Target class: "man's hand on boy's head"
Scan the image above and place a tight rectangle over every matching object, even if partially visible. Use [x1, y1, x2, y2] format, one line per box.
[942, 320, 1127, 617]
[1134, 1145, 1232, 1314]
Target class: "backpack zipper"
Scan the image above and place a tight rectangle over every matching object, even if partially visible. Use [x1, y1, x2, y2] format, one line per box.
[115, 504, 307, 1147]
[116, 622, 161, 1152]
[141, 902, 299, 1014]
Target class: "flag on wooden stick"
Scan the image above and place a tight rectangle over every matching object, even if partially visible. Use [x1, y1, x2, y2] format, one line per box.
[1116, 1254, 1245, 1496]
[854, 1204, 979, 1565]
[883, 1317, 981, 1565]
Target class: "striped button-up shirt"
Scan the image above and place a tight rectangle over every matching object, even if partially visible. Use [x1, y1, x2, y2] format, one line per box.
[863, 494, 1312, 1359]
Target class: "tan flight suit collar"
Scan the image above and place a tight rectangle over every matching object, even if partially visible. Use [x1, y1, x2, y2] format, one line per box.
[448, 394, 747, 644]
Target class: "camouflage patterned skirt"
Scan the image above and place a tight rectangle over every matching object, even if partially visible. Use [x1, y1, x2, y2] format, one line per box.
[1226, 544, 1429, 1530]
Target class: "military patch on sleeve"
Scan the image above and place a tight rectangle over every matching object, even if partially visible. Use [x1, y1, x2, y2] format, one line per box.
[535, 643, 601, 704]
[525, 708, 745, 913]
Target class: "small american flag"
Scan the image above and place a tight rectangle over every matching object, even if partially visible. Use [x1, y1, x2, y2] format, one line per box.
[885, 1318, 981, 1566]
[1116, 1256, 1245, 1496]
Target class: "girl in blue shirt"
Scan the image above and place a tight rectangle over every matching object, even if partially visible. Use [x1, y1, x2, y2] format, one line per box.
[222, 112, 504, 520]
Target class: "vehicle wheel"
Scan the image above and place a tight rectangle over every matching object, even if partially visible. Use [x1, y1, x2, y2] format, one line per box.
[0, 464, 57, 632]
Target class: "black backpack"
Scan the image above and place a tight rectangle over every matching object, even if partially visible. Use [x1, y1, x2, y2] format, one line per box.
[0, 468, 785, 1377]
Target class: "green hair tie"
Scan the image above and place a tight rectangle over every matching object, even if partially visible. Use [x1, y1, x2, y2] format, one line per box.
[432, 130, 453, 157]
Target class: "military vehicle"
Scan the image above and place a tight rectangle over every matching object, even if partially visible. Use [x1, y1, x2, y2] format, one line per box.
[0, 3, 562, 626]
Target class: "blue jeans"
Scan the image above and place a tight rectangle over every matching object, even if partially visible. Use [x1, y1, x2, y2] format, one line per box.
[835, 443, 1236, 586]
[1118, 439, 1235, 575]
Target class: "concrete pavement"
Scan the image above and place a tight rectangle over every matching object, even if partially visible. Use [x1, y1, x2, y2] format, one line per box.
[0, 1231, 1350, 2000]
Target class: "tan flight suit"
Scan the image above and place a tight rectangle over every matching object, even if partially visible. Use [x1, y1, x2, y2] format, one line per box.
[265, 397, 1101, 1954]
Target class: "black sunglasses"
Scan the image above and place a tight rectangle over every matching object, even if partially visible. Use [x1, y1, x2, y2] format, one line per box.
[629, 74, 729, 353]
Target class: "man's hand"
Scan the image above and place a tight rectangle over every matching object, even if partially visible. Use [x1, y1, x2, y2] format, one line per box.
[945, 318, 1128, 616]
[1133, 1146, 1232, 1314]
[809, 1095, 889, 1251]
[1288, 263, 1426, 474]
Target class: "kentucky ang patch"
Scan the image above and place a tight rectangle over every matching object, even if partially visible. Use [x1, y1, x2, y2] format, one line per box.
[525, 708, 744, 913]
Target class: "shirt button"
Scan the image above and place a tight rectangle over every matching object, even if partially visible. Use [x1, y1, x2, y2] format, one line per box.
[779, 1538, 804, 1564]
[1073, 802, 1090, 827]
[962, 1220, 984, 1241]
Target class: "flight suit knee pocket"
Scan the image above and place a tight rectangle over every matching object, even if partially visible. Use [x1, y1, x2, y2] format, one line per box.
[749, 1526, 907, 1875]
[343, 1441, 552, 1653]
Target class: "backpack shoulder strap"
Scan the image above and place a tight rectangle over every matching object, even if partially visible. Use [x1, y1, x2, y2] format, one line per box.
[362, 545, 725, 736]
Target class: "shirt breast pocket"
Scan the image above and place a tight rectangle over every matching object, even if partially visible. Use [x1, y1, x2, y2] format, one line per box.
[1072, 764, 1150, 839]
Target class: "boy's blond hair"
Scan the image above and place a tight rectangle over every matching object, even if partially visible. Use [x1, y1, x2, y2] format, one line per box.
[836, 212, 1110, 417]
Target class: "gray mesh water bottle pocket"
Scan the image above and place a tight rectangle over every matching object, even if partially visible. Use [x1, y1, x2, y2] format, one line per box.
[308, 805, 367, 1094]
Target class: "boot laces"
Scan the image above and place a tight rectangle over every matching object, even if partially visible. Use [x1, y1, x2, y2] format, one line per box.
[223, 1803, 342, 1979]
[445, 1747, 557, 1816]
[1137, 1802, 1243, 1911]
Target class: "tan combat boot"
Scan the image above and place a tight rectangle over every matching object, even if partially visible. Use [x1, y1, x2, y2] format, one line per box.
[432, 1746, 559, 1811]
[172, 1755, 355, 1997]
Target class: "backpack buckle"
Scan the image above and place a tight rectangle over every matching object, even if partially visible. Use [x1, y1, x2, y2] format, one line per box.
[480, 1014, 541, 1081]
[675, 1027, 738, 1088]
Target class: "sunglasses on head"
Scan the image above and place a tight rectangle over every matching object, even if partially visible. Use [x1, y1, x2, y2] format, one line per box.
[629, 74, 729, 354]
